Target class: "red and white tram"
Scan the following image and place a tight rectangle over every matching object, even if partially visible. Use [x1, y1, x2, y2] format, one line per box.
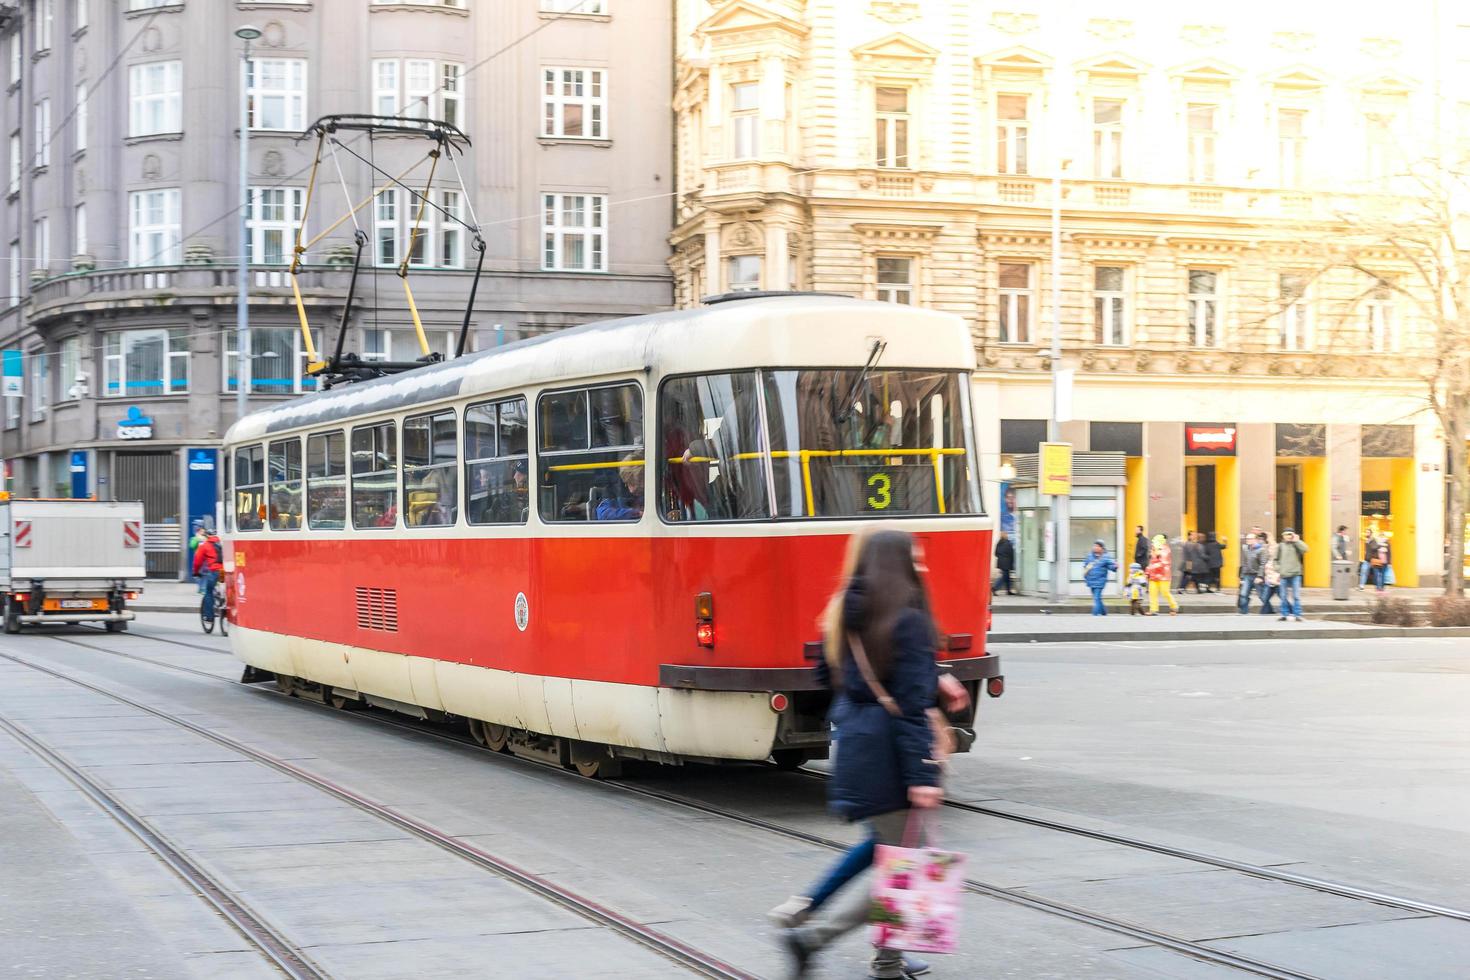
[222, 293, 1001, 777]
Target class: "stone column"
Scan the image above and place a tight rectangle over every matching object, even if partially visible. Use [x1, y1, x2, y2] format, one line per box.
[703, 220, 722, 293]
[1236, 422, 1275, 539]
[764, 224, 788, 290]
[1328, 423, 1361, 559]
[1145, 421, 1183, 537]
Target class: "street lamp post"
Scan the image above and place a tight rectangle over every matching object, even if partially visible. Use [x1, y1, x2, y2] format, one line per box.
[1049, 162, 1070, 604]
[235, 25, 262, 425]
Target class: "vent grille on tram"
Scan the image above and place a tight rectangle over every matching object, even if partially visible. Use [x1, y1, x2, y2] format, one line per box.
[355, 587, 399, 632]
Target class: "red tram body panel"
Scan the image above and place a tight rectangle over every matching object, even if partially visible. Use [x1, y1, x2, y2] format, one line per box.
[223, 295, 1000, 767]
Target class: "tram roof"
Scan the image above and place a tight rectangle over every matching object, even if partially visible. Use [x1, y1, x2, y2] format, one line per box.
[225, 294, 974, 442]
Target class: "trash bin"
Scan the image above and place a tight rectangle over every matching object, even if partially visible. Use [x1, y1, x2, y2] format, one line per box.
[1331, 560, 1355, 600]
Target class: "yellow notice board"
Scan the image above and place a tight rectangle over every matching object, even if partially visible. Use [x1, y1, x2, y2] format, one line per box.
[1039, 442, 1073, 496]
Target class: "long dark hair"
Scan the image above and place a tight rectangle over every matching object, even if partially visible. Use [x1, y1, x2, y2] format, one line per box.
[847, 529, 932, 680]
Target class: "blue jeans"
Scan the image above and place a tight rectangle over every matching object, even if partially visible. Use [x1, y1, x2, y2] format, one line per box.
[201, 570, 219, 619]
[1237, 574, 1258, 613]
[1090, 587, 1106, 615]
[1359, 561, 1371, 587]
[1371, 565, 1386, 589]
[1280, 575, 1303, 617]
[808, 833, 876, 911]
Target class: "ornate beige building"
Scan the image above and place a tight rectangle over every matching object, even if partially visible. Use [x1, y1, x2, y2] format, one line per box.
[672, 0, 1467, 590]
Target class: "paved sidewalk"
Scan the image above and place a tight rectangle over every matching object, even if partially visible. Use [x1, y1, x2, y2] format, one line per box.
[987, 611, 1470, 644]
[992, 586, 1440, 616]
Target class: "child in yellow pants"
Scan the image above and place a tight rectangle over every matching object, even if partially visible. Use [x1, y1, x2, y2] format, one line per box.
[1148, 578, 1178, 615]
[1146, 534, 1179, 615]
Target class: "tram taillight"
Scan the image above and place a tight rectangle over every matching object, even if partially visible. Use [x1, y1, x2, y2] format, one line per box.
[695, 592, 715, 648]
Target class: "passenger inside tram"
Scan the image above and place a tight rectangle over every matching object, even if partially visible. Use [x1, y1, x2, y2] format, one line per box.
[487, 461, 530, 523]
[594, 455, 645, 521]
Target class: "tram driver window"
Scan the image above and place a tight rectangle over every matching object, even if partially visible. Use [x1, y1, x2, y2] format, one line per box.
[465, 396, 529, 525]
[306, 431, 347, 530]
[537, 382, 644, 522]
[658, 372, 771, 522]
[351, 421, 398, 529]
[234, 444, 265, 531]
[268, 438, 303, 530]
[403, 410, 459, 527]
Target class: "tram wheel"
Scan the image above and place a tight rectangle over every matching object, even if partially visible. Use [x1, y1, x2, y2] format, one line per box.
[771, 749, 807, 771]
[328, 690, 359, 711]
[573, 755, 623, 780]
[275, 675, 296, 696]
[468, 719, 487, 745]
[483, 723, 509, 753]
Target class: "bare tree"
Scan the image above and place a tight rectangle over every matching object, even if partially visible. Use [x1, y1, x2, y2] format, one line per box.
[1311, 164, 1470, 594]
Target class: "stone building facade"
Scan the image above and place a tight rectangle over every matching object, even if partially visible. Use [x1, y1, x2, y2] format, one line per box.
[672, 0, 1466, 590]
[0, 0, 671, 575]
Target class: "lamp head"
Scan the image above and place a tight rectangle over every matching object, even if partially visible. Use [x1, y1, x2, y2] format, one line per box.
[235, 25, 263, 41]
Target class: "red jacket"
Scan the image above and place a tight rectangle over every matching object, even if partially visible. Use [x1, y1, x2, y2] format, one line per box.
[1146, 547, 1172, 583]
[192, 536, 223, 575]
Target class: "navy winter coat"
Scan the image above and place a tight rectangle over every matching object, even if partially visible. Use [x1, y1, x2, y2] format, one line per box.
[822, 584, 941, 823]
[1082, 550, 1117, 589]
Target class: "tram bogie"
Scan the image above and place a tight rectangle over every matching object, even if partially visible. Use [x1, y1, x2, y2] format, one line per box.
[222, 295, 1003, 775]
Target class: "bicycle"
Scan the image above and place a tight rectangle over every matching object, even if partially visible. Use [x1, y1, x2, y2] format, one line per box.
[200, 576, 229, 636]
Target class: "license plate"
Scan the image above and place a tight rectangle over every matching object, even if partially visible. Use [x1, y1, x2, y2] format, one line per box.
[53, 598, 105, 610]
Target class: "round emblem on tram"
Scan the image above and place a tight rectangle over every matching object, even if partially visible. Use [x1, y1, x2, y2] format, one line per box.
[514, 592, 529, 632]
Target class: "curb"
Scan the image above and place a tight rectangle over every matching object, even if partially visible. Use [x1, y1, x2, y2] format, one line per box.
[132, 604, 199, 614]
[994, 603, 1425, 616]
[989, 626, 1470, 644]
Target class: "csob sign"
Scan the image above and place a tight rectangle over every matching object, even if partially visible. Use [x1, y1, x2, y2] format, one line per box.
[1184, 424, 1237, 456]
[117, 405, 154, 440]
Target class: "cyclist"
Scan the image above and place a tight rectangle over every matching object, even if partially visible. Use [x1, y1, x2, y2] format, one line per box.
[192, 530, 224, 623]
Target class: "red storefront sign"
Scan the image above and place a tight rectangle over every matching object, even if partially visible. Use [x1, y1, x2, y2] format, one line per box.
[1185, 424, 1237, 455]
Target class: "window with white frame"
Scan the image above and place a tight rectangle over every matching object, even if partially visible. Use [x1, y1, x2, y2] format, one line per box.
[7, 241, 18, 305]
[4, 389, 16, 428]
[543, 67, 605, 139]
[35, 0, 53, 51]
[363, 327, 457, 364]
[1279, 273, 1310, 350]
[29, 350, 47, 420]
[128, 61, 182, 136]
[730, 81, 760, 159]
[375, 189, 399, 266]
[1365, 111, 1396, 180]
[74, 82, 86, 152]
[998, 262, 1032, 343]
[404, 59, 434, 121]
[372, 60, 399, 116]
[103, 328, 188, 396]
[33, 99, 50, 168]
[58, 336, 80, 400]
[6, 133, 17, 194]
[440, 190, 463, 267]
[128, 188, 181, 266]
[8, 35, 19, 86]
[1278, 108, 1306, 188]
[1093, 98, 1124, 179]
[372, 188, 465, 269]
[1187, 269, 1219, 347]
[372, 0, 466, 6]
[247, 187, 305, 265]
[541, 193, 605, 272]
[1187, 104, 1217, 183]
[128, 0, 173, 8]
[874, 86, 910, 169]
[996, 94, 1029, 175]
[1366, 280, 1397, 352]
[441, 62, 463, 128]
[73, 0, 87, 31]
[876, 255, 913, 304]
[541, 0, 606, 11]
[247, 58, 307, 132]
[225, 327, 323, 394]
[726, 254, 760, 292]
[1093, 266, 1127, 345]
[33, 216, 48, 272]
[73, 203, 86, 258]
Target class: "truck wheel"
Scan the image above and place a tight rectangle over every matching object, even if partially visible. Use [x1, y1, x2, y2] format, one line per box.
[3, 599, 21, 634]
[105, 620, 127, 633]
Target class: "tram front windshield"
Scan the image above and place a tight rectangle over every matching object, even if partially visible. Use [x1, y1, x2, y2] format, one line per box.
[658, 369, 978, 521]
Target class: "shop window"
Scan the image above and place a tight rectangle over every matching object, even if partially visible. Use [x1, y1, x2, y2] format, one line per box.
[351, 420, 397, 529]
[268, 438, 303, 530]
[1000, 418, 1047, 455]
[1090, 421, 1142, 456]
[537, 382, 643, 523]
[234, 444, 265, 531]
[306, 430, 347, 530]
[465, 396, 530, 525]
[402, 409, 458, 527]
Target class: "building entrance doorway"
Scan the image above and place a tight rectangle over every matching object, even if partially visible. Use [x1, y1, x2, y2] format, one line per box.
[1275, 463, 1302, 539]
[114, 451, 180, 577]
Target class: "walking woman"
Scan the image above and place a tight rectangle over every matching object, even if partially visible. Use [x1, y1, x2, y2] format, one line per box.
[783, 529, 945, 980]
[1146, 534, 1180, 616]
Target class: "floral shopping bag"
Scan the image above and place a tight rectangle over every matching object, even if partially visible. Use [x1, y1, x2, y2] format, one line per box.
[868, 842, 966, 953]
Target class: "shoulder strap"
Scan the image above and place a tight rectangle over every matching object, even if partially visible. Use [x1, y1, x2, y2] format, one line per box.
[846, 632, 901, 717]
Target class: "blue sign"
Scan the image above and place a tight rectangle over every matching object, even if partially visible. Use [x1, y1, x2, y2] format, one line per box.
[185, 448, 219, 572]
[69, 450, 88, 499]
[2, 349, 22, 397]
[118, 405, 154, 440]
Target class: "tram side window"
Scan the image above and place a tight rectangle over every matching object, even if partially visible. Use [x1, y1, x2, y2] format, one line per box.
[306, 431, 347, 530]
[465, 396, 529, 525]
[658, 372, 770, 522]
[403, 410, 458, 527]
[268, 439, 304, 530]
[538, 382, 644, 522]
[234, 444, 265, 531]
[351, 421, 398, 529]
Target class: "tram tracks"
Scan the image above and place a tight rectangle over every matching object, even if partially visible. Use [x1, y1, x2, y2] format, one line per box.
[0, 645, 754, 980]
[33, 627, 1470, 979]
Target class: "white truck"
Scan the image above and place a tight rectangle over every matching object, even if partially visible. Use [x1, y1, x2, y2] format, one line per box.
[0, 497, 147, 633]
